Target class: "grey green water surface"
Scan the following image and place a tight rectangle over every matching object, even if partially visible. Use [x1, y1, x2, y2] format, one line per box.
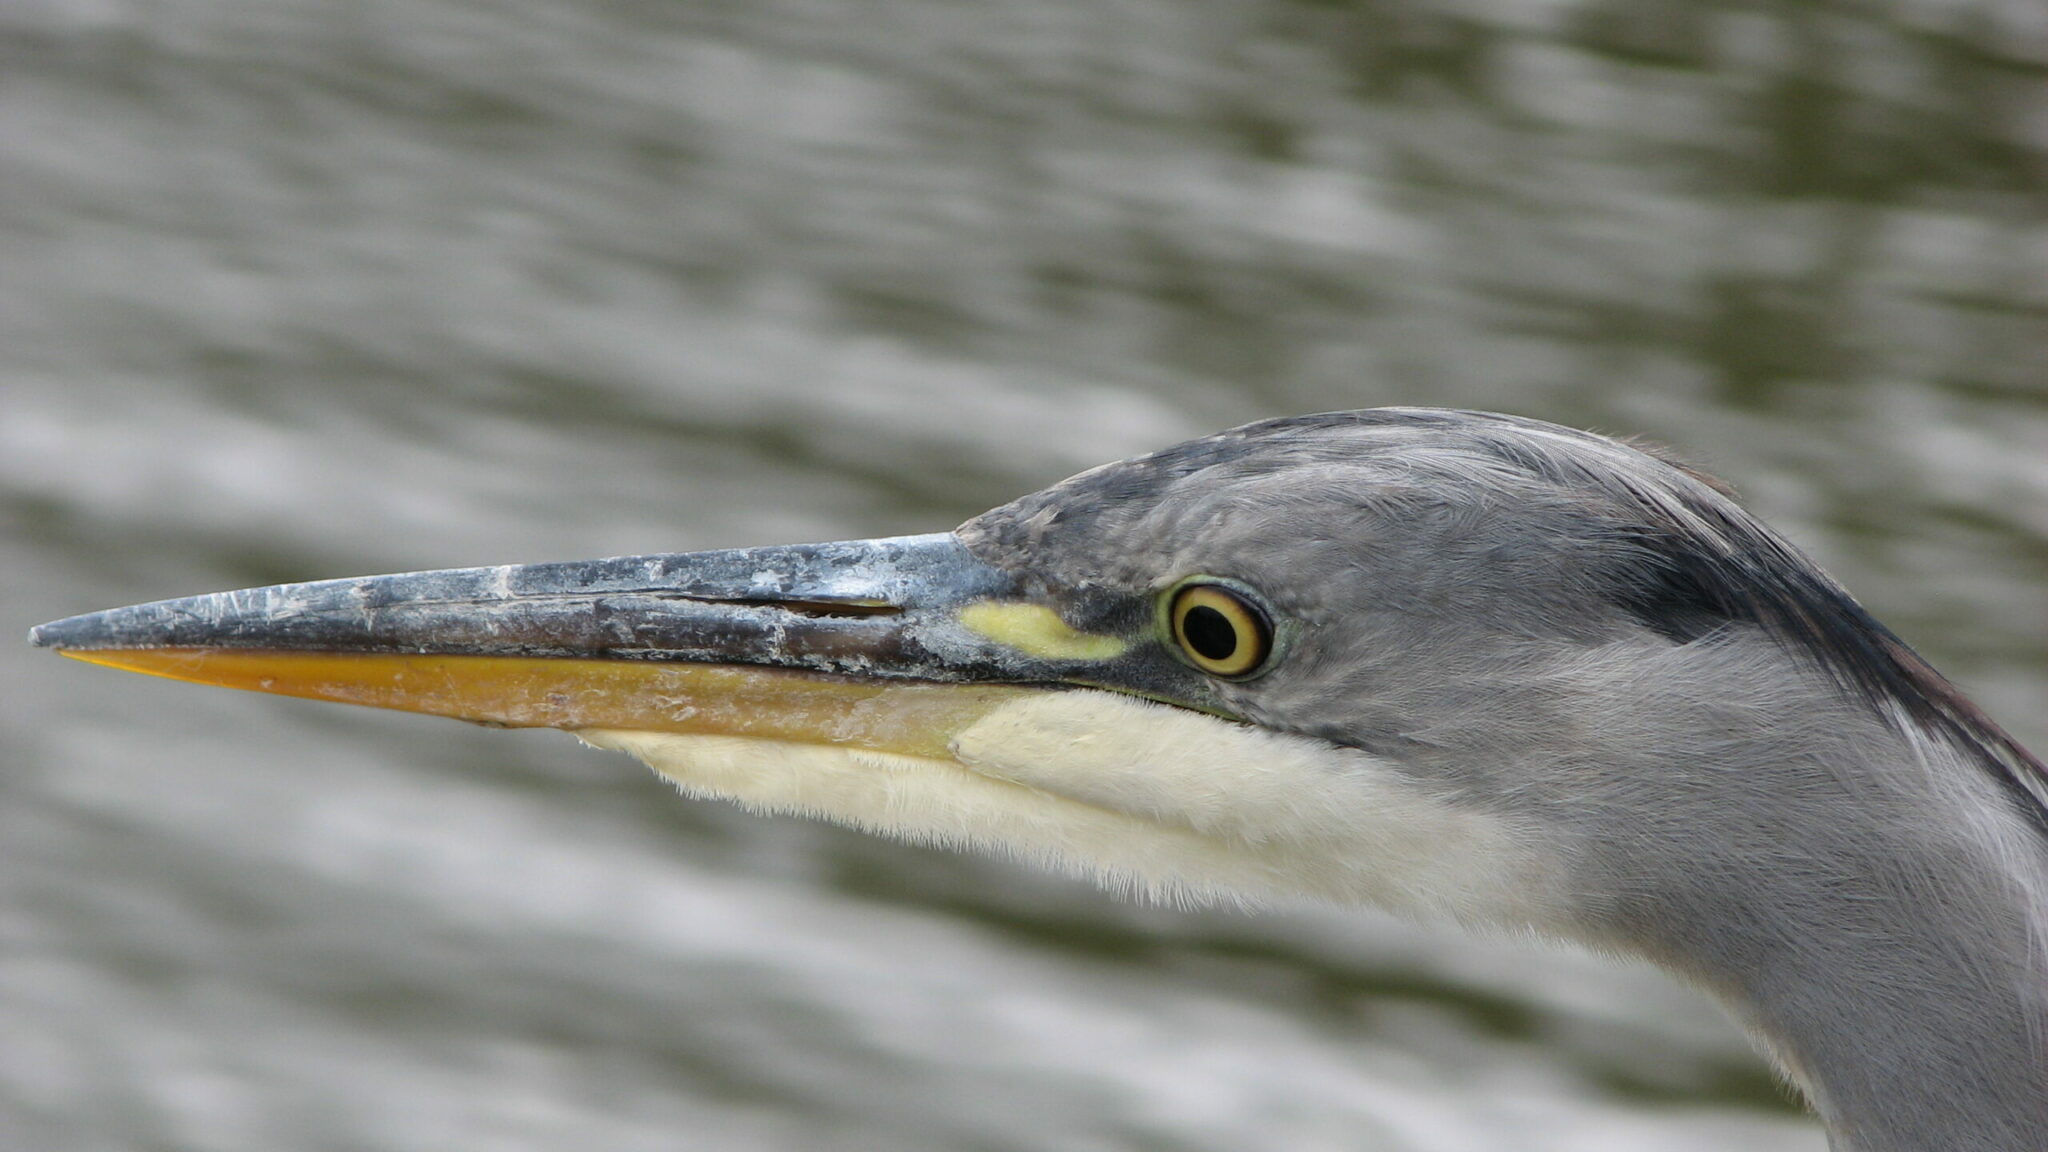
[3, 2, 2043, 1149]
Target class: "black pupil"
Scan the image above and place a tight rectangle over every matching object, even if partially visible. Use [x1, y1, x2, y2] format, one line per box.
[1182, 604, 1240, 662]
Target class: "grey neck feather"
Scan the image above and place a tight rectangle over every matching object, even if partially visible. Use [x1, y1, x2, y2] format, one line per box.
[1471, 636, 2048, 1151]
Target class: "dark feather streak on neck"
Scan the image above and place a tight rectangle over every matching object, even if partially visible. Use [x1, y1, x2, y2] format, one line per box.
[1605, 481, 2048, 835]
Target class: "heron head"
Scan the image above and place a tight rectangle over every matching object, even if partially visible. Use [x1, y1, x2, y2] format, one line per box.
[34, 408, 2031, 936]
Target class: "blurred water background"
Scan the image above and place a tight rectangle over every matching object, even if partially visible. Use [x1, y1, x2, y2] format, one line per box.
[3, 1, 2044, 1149]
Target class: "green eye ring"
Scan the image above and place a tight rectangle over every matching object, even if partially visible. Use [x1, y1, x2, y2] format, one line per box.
[1162, 578, 1277, 680]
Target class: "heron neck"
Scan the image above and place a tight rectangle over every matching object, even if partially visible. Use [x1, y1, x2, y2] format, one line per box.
[1729, 857, 2048, 1150]
[1591, 705, 2048, 1150]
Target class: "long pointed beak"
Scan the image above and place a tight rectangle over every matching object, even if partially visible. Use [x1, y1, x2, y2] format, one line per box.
[27, 533, 1081, 760]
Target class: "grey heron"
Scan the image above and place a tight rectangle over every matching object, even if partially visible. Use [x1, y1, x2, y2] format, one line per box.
[29, 408, 2048, 1150]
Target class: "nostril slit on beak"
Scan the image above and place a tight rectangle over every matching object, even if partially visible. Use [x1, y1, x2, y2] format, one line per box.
[723, 598, 904, 619]
[635, 592, 903, 619]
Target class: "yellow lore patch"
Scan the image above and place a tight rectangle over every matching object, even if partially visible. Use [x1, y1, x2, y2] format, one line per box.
[956, 602, 1129, 661]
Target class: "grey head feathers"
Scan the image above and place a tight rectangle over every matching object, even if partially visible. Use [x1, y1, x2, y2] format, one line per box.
[962, 407, 2048, 832]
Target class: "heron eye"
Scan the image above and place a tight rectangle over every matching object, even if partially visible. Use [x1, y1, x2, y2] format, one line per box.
[1168, 583, 1273, 679]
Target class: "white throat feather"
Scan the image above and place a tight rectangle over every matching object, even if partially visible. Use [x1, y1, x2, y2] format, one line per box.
[581, 688, 1573, 928]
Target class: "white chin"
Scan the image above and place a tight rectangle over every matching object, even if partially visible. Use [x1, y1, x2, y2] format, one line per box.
[578, 688, 1571, 927]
